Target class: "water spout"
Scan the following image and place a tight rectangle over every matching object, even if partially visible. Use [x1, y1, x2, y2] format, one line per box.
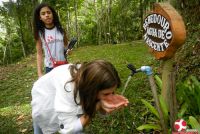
[121, 75, 132, 95]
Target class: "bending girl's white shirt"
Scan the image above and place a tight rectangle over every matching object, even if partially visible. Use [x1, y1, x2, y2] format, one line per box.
[31, 64, 83, 133]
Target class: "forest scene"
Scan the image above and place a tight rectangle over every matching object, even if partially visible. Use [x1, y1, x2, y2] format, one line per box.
[0, 0, 199, 133]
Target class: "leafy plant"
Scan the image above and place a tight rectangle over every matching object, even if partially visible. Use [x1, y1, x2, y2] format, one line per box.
[137, 75, 200, 133]
[188, 116, 200, 132]
[137, 96, 170, 133]
[177, 76, 200, 116]
[154, 74, 162, 92]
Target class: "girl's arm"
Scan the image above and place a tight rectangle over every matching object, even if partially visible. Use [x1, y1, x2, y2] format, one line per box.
[36, 39, 43, 78]
[63, 31, 69, 48]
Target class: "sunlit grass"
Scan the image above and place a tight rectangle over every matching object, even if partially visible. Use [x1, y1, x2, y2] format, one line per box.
[0, 104, 31, 115]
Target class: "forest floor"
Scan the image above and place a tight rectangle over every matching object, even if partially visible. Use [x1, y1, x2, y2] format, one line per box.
[0, 54, 37, 133]
[0, 41, 157, 134]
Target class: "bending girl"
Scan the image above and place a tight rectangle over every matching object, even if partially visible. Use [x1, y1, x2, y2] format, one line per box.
[31, 60, 129, 134]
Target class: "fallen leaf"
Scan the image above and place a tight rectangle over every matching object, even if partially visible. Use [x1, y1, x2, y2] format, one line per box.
[17, 114, 24, 121]
[20, 129, 27, 133]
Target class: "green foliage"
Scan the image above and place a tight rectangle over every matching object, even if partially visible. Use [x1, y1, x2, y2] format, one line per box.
[188, 116, 200, 132]
[137, 124, 161, 131]
[141, 99, 159, 119]
[177, 76, 200, 116]
[177, 102, 187, 119]
[175, 0, 200, 80]
[154, 74, 162, 92]
[137, 74, 200, 133]
[137, 74, 171, 133]
[0, 1, 35, 65]
[159, 95, 169, 122]
[0, 0, 198, 87]
[137, 95, 170, 133]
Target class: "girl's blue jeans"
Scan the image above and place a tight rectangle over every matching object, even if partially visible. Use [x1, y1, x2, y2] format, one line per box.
[33, 121, 43, 134]
[45, 67, 53, 74]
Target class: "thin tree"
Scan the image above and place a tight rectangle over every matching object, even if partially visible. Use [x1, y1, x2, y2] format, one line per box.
[107, 0, 112, 44]
[74, 0, 79, 47]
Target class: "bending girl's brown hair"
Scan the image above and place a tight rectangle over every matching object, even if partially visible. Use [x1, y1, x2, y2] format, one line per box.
[68, 60, 121, 118]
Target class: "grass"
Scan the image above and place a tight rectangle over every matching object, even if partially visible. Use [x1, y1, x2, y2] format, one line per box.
[0, 41, 156, 133]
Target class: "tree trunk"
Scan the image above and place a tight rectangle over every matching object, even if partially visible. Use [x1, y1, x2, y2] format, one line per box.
[98, 0, 103, 45]
[119, 0, 125, 42]
[74, 0, 79, 47]
[94, 0, 99, 45]
[107, 0, 112, 44]
[67, 11, 71, 37]
[66, 0, 71, 38]
[103, 0, 107, 44]
[139, 0, 143, 31]
[17, 1, 26, 57]
[17, 25, 26, 57]
[8, 42, 12, 63]
[3, 44, 8, 65]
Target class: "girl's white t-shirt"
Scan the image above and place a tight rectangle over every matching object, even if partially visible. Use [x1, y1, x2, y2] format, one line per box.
[40, 27, 66, 68]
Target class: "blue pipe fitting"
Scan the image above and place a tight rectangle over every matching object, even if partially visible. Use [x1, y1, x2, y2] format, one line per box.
[140, 66, 153, 76]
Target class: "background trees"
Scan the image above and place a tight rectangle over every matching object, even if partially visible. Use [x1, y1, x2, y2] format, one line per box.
[0, 0, 145, 64]
[0, 0, 199, 79]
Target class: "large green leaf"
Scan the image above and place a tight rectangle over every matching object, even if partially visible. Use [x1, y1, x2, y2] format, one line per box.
[137, 124, 161, 131]
[159, 95, 169, 122]
[190, 76, 200, 90]
[188, 116, 200, 132]
[190, 76, 200, 112]
[177, 102, 188, 118]
[154, 75, 162, 91]
[141, 99, 159, 119]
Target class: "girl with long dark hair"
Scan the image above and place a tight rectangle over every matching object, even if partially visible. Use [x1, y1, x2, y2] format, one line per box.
[33, 3, 69, 77]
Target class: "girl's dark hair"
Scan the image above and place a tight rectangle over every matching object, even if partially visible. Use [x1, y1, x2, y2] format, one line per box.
[33, 3, 64, 40]
[68, 60, 121, 118]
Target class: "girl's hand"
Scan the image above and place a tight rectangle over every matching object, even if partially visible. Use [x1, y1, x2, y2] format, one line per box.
[98, 94, 129, 114]
[103, 94, 129, 107]
[66, 49, 72, 55]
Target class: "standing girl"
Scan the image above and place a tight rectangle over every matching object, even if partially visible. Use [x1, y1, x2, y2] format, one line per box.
[31, 60, 129, 134]
[33, 3, 69, 77]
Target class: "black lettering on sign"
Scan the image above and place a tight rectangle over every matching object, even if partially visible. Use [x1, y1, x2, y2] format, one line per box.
[143, 13, 172, 51]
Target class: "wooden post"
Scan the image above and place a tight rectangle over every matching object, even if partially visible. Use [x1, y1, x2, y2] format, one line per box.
[143, 2, 186, 132]
[149, 75, 168, 134]
[161, 58, 174, 105]
[161, 58, 177, 129]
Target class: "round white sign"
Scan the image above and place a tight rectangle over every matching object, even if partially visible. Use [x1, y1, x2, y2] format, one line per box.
[143, 13, 173, 51]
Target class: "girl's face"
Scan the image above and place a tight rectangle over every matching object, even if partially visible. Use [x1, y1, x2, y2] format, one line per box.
[97, 85, 116, 100]
[39, 6, 54, 28]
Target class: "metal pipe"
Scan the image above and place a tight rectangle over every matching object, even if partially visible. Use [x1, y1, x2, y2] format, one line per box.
[140, 66, 168, 134]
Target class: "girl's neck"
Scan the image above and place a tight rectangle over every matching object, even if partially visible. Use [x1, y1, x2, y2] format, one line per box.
[45, 24, 55, 29]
